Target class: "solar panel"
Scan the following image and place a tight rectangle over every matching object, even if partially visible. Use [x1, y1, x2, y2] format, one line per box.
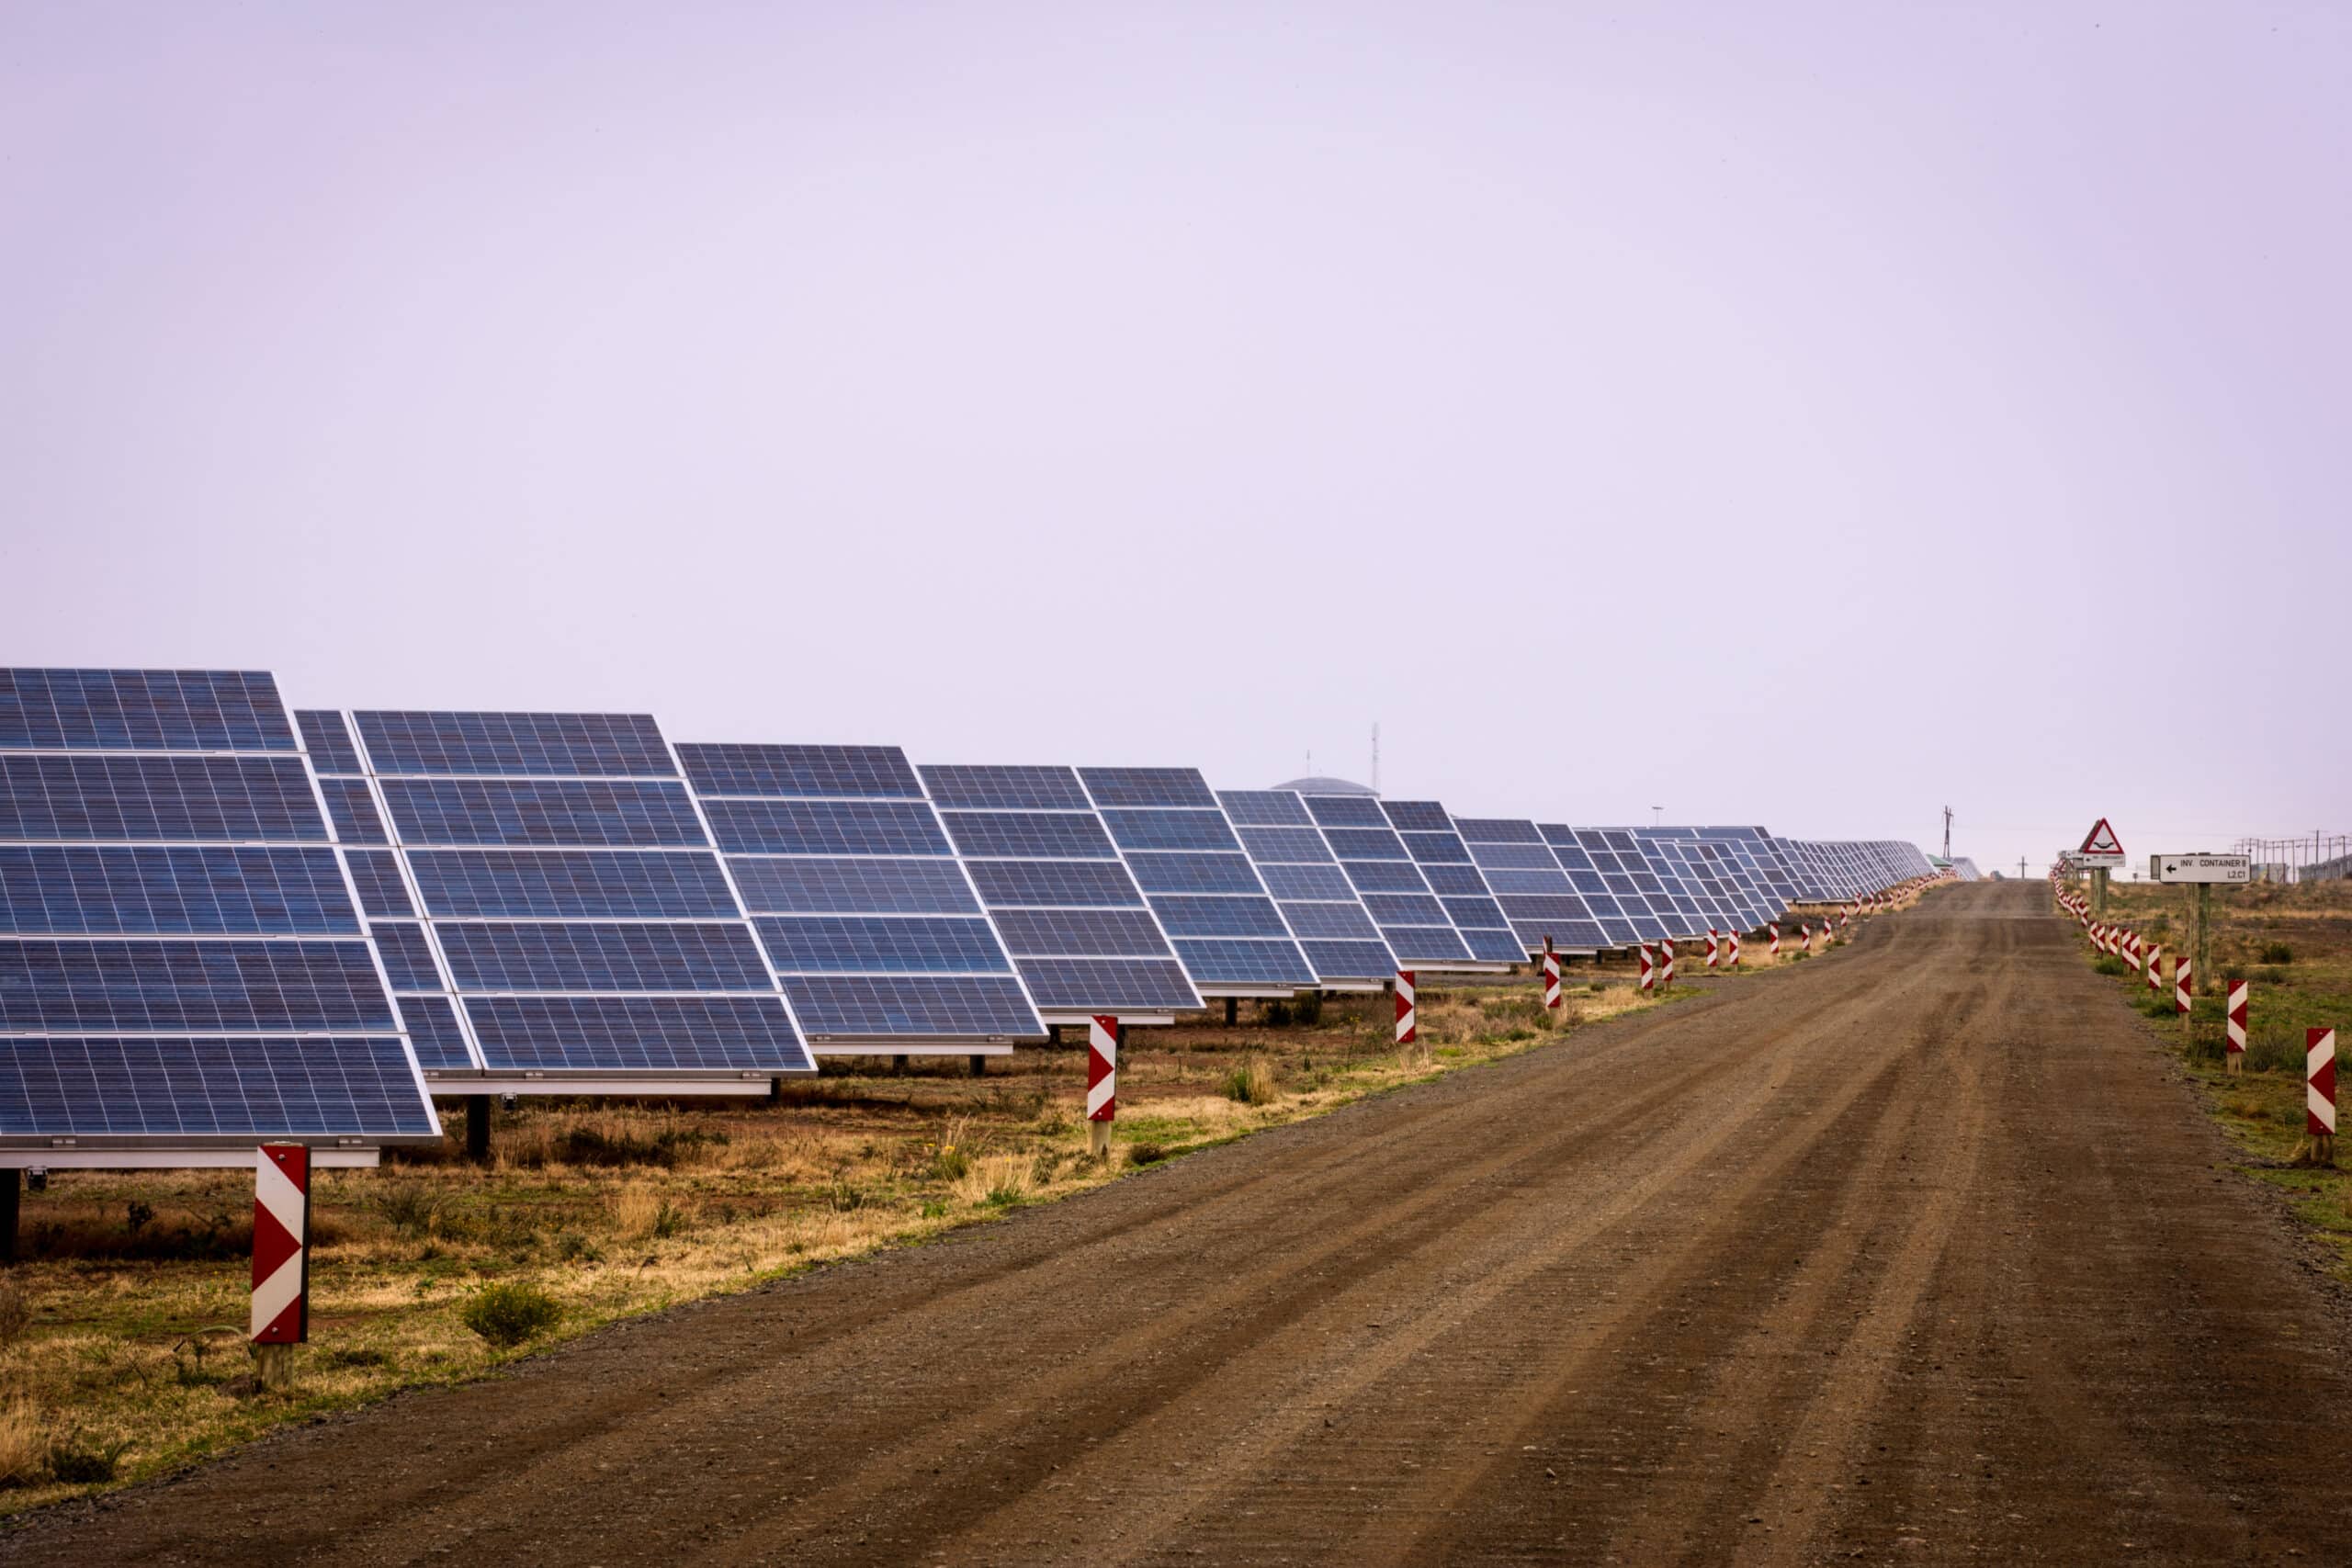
[1375, 800, 1523, 966]
[0, 670, 436, 1160]
[919, 763, 1201, 1019]
[1082, 772, 1315, 995]
[1216, 790, 1396, 987]
[1454, 815, 1611, 952]
[682, 742, 1042, 1050]
[329, 711, 814, 1081]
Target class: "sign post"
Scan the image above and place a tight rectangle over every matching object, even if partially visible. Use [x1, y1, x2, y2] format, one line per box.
[2151, 854, 2249, 1007]
[2075, 818, 2126, 918]
[253, 1144, 311, 1391]
[1087, 1016, 1119, 1157]
[2309, 1028, 2336, 1168]
[1394, 971, 1416, 1045]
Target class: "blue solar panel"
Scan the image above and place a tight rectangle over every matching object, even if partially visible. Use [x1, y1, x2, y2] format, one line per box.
[1216, 791, 1313, 827]
[1496, 895, 1595, 925]
[1015, 957, 1199, 1010]
[1078, 768, 1216, 808]
[0, 846, 358, 935]
[965, 861, 1143, 908]
[1550, 844, 1597, 872]
[0, 939, 397, 1032]
[1479, 868, 1571, 895]
[0, 1037, 432, 1137]
[1455, 818, 1544, 843]
[1568, 870, 1609, 895]
[678, 744, 922, 799]
[1399, 832, 1472, 864]
[1363, 893, 1449, 926]
[345, 850, 416, 919]
[781, 976, 1037, 1037]
[988, 908, 1171, 957]
[296, 709, 364, 773]
[1440, 897, 1512, 930]
[921, 765, 1090, 811]
[1237, 827, 1331, 863]
[394, 996, 474, 1069]
[1259, 863, 1355, 901]
[1379, 801, 1454, 832]
[942, 812, 1115, 861]
[1146, 895, 1293, 938]
[1303, 795, 1386, 828]
[1381, 927, 1472, 963]
[0, 670, 296, 752]
[1419, 864, 1492, 897]
[321, 779, 389, 845]
[0, 755, 324, 842]
[1511, 918, 1607, 949]
[1099, 810, 1239, 852]
[1463, 929, 1529, 963]
[1340, 861, 1429, 894]
[1299, 940, 1396, 977]
[1278, 901, 1382, 940]
[1125, 853, 1263, 894]
[705, 798, 949, 857]
[729, 856, 979, 915]
[356, 712, 673, 777]
[369, 921, 444, 991]
[440, 922, 777, 991]
[1468, 842, 1563, 871]
[381, 779, 708, 849]
[1323, 828, 1409, 861]
[465, 995, 808, 1072]
[406, 850, 740, 919]
[752, 917, 1009, 976]
[1171, 939, 1316, 985]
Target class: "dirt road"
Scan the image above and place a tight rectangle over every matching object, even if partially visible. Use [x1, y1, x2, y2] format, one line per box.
[15, 881, 2352, 1565]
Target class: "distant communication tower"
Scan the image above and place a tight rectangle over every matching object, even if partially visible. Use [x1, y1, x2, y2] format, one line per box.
[1942, 806, 1954, 862]
[1370, 723, 1380, 794]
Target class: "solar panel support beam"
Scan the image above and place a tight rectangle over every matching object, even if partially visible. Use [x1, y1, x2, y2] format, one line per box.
[969, 1054, 986, 1077]
[0, 1170, 15, 1266]
[1225, 998, 1238, 1027]
[466, 1096, 492, 1165]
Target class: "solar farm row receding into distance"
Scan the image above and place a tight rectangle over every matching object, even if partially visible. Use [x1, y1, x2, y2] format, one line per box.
[0, 669, 1939, 1165]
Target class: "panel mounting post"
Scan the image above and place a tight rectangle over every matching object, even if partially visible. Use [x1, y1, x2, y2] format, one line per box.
[1225, 997, 1238, 1027]
[0, 1170, 16, 1267]
[465, 1095, 492, 1165]
[969, 1054, 985, 1077]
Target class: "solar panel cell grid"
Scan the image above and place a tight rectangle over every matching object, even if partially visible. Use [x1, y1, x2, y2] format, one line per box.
[1098, 810, 1239, 853]
[920, 765, 1090, 812]
[1302, 795, 1387, 828]
[940, 812, 1116, 861]
[1276, 901, 1382, 940]
[0, 1037, 434, 1137]
[1378, 801, 1453, 833]
[405, 850, 741, 920]
[1077, 769, 1216, 808]
[1398, 832, 1472, 864]
[0, 670, 297, 753]
[1340, 861, 1429, 895]
[705, 797, 949, 857]
[296, 710, 364, 774]
[963, 860, 1143, 908]
[728, 857, 979, 916]
[394, 996, 475, 1069]
[369, 921, 445, 992]
[1298, 940, 1398, 976]
[356, 712, 673, 777]
[1237, 828, 1332, 863]
[0, 846, 359, 936]
[752, 917, 1011, 976]
[677, 744, 923, 800]
[989, 908, 1171, 958]
[1256, 863, 1355, 901]
[345, 850, 418, 919]
[781, 976, 1038, 1037]
[381, 779, 708, 849]
[1322, 829, 1409, 861]
[1168, 939, 1316, 985]
[440, 921, 780, 991]
[1214, 791, 1314, 827]
[1013, 957, 1198, 1010]
[1125, 853, 1264, 895]
[0, 939, 399, 1032]
[1145, 896, 1293, 938]
[1419, 864, 1493, 897]
[464, 995, 809, 1072]
[0, 755, 326, 842]
[320, 779, 389, 845]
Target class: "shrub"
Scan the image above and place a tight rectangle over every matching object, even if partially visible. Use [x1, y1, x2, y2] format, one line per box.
[1222, 1055, 1277, 1105]
[2093, 957, 2129, 976]
[1264, 1000, 1293, 1027]
[2259, 942, 2295, 965]
[1588, 980, 1604, 993]
[376, 1183, 445, 1237]
[47, 1433, 128, 1483]
[461, 1282, 562, 1348]
[2259, 965, 2289, 985]
[1128, 1142, 1169, 1166]
[0, 1402, 45, 1487]
[1293, 989, 1323, 1026]
[553, 1231, 602, 1264]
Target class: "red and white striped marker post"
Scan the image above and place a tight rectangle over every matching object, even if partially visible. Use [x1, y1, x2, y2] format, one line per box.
[1087, 1015, 1119, 1156]
[2145, 942, 2163, 995]
[2175, 952, 2194, 1043]
[2309, 1027, 2336, 1166]
[1727, 931, 1742, 968]
[1637, 942, 1656, 994]
[1801, 920, 1814, 953]
[253, 1143, 310, 1390]
[2225, 978, 2247, 1077]
[1661, 938, 1677, 989]
[1704, 930, 1721, 970]
[1767, 923, 1780, 958]
[1541, 939, 1563, 1010]
[1395, 971, 1417, 1045]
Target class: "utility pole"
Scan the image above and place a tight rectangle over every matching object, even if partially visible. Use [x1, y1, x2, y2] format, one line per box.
[1941, 806, 1953, 862]
[2018, 856, 2028, 880]
[1652, 806, 1662, 828]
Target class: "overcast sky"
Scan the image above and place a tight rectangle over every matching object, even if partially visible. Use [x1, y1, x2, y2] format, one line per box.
[5, 2, 2344, 877]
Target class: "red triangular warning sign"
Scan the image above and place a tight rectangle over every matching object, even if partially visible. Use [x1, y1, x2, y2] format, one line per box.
[2079, 818, 2123, 856]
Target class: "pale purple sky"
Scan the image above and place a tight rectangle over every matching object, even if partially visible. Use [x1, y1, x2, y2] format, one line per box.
[5, 3, 2345, 876]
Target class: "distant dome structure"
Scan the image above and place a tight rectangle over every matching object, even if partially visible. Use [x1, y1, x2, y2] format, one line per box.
[1272, 775, 1377, 795]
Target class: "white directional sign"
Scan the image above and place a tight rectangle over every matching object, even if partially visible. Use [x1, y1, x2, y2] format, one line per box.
[2150, 853, 2251, 885]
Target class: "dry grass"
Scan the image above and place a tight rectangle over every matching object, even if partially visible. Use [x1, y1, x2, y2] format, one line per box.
[0, 953, 1843, 1516]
